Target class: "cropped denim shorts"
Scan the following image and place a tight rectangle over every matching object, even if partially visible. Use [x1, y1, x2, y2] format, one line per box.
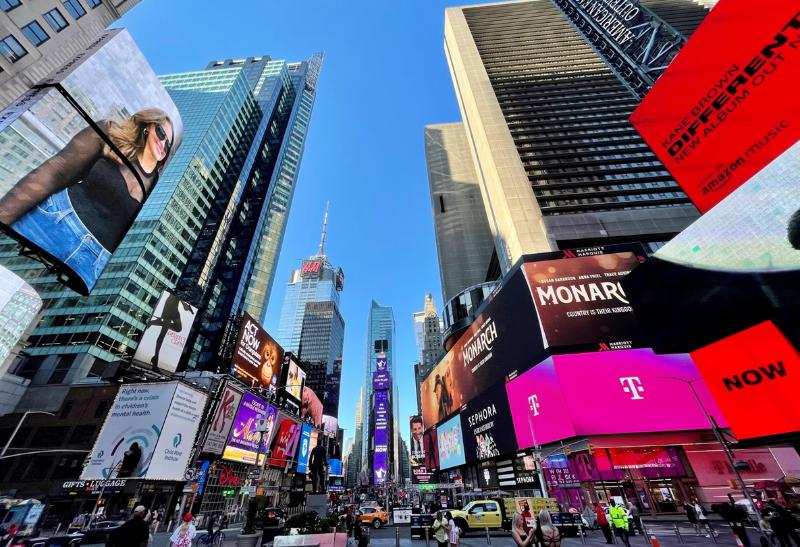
[12, 189, 111, 290]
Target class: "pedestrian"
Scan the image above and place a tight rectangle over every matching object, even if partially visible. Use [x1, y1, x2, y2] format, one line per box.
[107, 506, 150, 547]
[693, 500, 716, 538]
[760, 514, 777, 546]
[766, 501, 800, 547]
[220, 514, 228, 532]
[511, 511, 533, 547]
[627, 502, 643, 536]
[446, 511, 460, 547]
[520, 501, 533, 537]
[169, 513, 197, 547]
[594, 503, 613, 544]
[609, 500, 630, 547]
[686, 501, 701, 535]
[537, 511, 561, 547]
[433, 511, 449, 547]
[581, 505, 596, 530]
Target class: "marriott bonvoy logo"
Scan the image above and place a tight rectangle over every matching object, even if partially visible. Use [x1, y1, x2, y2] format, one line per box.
[619, 376, 644, 400]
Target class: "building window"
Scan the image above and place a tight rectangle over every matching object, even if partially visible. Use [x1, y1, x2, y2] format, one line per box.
[47, 355, 76, 384]
[94, 400, 109, 418]
[439, 195, 445, 213]
[62, 0, 86, 19]
[13, 356, 43, 379]
[21, 21, 49, 46]
[60, 401, 74, 419]
[43, 9, 69, 33]
[0, 0, 21, 12]
[0, 34, 28, 63]
[87, 0, 101, 6]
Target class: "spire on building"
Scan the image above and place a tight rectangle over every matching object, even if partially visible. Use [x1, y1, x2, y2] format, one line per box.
[424, 292, 437, 317]
[318, 201, 329, 257]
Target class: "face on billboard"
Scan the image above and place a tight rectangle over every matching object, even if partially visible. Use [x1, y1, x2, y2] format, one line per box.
[286, 360, 306, 400]
[437, 415, 466, 470]
[0, 265, 41, 373]
[524, 248, 645, 352]
[691, 321, 800, 439]
[231, 312, 284, 389]
[296, 424, 313, 474]
[461, 385, 516, 463]
[269, 413, 301, 467]
[222, 393, 275, 466]
[0, 30, 182, 296]
[420, 269, 547, 427]
[202, 384, 243, 455]
[629, 0, 800, 213]
[133, 291, 197, 373]
[409, 416, 425, 463]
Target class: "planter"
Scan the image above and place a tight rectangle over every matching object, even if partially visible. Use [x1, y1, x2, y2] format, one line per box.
[237, 532, 262, 547]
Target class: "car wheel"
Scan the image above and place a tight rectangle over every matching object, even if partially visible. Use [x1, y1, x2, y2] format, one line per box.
[455, 519, 469, 534]
[373, 519, 382, 529]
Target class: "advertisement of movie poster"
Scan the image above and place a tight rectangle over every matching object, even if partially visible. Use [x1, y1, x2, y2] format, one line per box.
[231, 312, 283, 389]
[202, 384, 243, 455]
[461, 386, 516, 463]
[629, 0, 800, 213]
[0, 265, 41, 373]
[300, 386, 323, 428]
[420, 269, 547, 427]
[0, 30, 183, 296]
[409, 416, 425, 464]
[437, 415, 466, 470]
[133, 291, 197, 373]
[295, 423, 313, 474]
[222, 393, 275, 466]
[83, 382, 207, 480]
[269, 413, 302, 468]
[523, 244, 646, 352]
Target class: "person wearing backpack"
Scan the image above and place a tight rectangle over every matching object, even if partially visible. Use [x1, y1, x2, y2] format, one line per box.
[169, 513, 197, 547]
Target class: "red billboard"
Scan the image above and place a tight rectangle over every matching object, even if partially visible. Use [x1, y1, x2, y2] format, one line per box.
[691, 321, 800, 440]
[629, 1, 800, 212]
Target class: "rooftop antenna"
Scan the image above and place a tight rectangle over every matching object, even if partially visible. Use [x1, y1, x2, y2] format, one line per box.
[317, 201, 329, 256]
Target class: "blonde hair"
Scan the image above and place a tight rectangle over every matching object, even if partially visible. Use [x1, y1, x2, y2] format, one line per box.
[103, 108, 172, 166]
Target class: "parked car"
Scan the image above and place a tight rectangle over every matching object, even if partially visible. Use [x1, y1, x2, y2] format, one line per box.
[357, 507, 388, 529]
[77, 520, 125, 545]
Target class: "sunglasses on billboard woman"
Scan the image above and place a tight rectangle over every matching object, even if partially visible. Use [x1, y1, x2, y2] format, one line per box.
[154, 123, 172, 156]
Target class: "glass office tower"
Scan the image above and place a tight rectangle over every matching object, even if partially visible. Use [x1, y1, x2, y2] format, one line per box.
[0, 54, 322, 402]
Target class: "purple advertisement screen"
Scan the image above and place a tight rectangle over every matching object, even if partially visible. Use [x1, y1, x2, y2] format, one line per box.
[222, 392, 275, 465]
[373, 389, 389, 484]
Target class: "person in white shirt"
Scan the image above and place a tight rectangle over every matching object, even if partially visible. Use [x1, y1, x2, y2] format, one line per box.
[446, 512, 460, 547]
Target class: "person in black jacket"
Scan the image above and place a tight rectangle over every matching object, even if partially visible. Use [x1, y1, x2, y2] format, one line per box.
[107, 506, 149, 547]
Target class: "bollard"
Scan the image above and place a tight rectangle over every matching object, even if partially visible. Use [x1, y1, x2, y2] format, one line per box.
[578, 523, 586, 544]
[674, 523, 683, 544]
[485, 527, 491, 545]
[425, 526, 430, 547]
[396, 526, 400, 547]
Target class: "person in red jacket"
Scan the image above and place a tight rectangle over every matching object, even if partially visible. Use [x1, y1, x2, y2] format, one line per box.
[594, 503, 613, 544]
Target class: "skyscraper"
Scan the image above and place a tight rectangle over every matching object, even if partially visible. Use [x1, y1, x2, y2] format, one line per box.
[346, 386, 364, 488]
[413, 293, 445, 414]
[440, 0, 712, 272]
[276, 207, 345, 416]
[1, 53, 322, 405]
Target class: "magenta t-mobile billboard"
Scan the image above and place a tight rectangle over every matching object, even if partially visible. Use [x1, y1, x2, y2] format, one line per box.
[506, 349, 727, 447]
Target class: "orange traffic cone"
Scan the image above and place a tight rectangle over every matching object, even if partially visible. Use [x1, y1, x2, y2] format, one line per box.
[651, 535, 661, 547]
[735, 535, 745, 547]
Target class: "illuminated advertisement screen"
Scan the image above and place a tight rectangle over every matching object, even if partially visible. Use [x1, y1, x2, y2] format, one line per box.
[691, 321, 800, 440]
[202, 383, 243, 455]
[437, 415, 466, 470]
[506, 349, 726, 447]
[0, 30, 183, 295]
[231, 312, 283, 389]
[222, 392, 276, 466]
[328, 458, 343, 477]
[295, 423, 313, 474]
[300, 386, 323, 428]
[629, 0, 800, 213]
[268, 413, 302, 468]
[410, 415, 433, 484]
[420, 269, 547, 427]
[423, 428, 439, 471]
[460, 386, 516, 463]
[133, 291, 197, 374]
[373, 390, 389, 485]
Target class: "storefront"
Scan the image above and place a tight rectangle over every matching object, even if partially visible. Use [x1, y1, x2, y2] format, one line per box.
[49, 479, 137, 529]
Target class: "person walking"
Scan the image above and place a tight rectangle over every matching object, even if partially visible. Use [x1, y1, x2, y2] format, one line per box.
[627, 502, 643, 536]
[694, 500, 716, 538]
[686, 501, 701, 535]
[595, 503, 613, 544]
[169, 513, 197, 547]
[107, 506, 150, 547]
[446, 511, 460, 547]
[537, 511, 561, 547]
[609, 500, 631, 547]
[433, 511, 450, 547]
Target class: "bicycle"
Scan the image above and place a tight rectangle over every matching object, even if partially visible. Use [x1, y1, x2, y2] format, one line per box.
[196, 529, 225, 547]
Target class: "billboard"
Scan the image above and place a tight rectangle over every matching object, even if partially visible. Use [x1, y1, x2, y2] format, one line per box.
[300, 259, 323, 278]
[629, 0, 800, 213]
[372, 368, 390, 391]
[268, 413, 302, 468]
[423, 427, 439, 471]
[284, 356, 306, 402]
[296, 424, 313, 474]
[691, 321, 800, 440]
[82, 382, 207, 480]
[222, 392, 276, 466]
[322, 414, 338, 435]
[0, 30, 183, 295]
[523, 245, 646, 352]
[420, 269, 547, 427]
[461, 385, 517, 463]
[300, 386, 323, 428]
[202, 383, 243, 455]
[0, 265, 41, 373]
[477, 461, 498, 489]
[506, 349, 727, 448]
[373, 390, 389, 485]
[437, 415, 466, 470]
[231, 312, 283, 389]
[328, 458, 343, 477]
[409, 416, 425, 464]
[133, 291, 197, 373]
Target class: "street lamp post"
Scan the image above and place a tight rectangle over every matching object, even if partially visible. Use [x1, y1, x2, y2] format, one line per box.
[526, 410, 549, 497]
[1, 410, 55, 457]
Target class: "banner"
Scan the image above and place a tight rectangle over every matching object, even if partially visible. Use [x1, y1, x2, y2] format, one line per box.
[437, 415, 466, 470]
[222, 392, 275, 466]
[373, 390, 389, 485]
[82, 382, 206, 480]
[231, 312, 284, 389]
[629, 0, 800, 212]
[202, 384, 243, 455]
[409, 416, 425, 464]
[0, 265, 41, 374]
[269, 413, 301, 468]
[133, 291, 197, 373]
[461, 386, 516, 463]
[0, 30, 183, 295]
[424, 428, 439, 471]
[296, 423, 313, 474]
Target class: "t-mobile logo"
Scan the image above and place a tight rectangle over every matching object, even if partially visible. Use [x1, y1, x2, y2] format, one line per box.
[527, 394, 540, 416]
[619, 376, 645, 400]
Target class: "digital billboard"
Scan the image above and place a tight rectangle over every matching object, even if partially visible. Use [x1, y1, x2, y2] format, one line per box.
[231, 312, 283, 389]
[202, 383, 243, 455]
[277, 353, 305, 412]
[328, 458, 343, 477]
[295, 423, 313, 474]
[629, 0, 800, 213]
[373, 389, 389, 485]
[691, 321, 800, 440]
[523, 245, 646, 352]
[222, 392, 276, 466]
[506, 349, 727, 448]
[420, 269, 547, 427]
[461, 385, 517, 463]
[268, 412, 302, 468]
[133, 291, 197, 374]
[0, 30, 183, 295]
[83, 382, 207, 480]
[0, 265, 41, 374]
[300, 386, 323, 428]
[409, 416, 425, 464]
[437, 415, 466, 470]
[423, 427, 439, 471]
[477, 461, 498, 489]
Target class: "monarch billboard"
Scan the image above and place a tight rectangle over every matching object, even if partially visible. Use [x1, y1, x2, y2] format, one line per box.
[231, 312, 284, 390]
[0, 30, 183, 295]
[133, 291, 197, 374]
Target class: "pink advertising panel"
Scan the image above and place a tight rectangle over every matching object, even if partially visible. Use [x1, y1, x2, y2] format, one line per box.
[507, 349, 727, 448]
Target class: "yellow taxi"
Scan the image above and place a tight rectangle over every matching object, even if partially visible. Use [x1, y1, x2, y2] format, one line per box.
[357, 506, 389, 528]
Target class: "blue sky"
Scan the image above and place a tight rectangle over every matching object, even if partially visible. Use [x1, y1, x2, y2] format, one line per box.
[119, 0, 488, 442]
